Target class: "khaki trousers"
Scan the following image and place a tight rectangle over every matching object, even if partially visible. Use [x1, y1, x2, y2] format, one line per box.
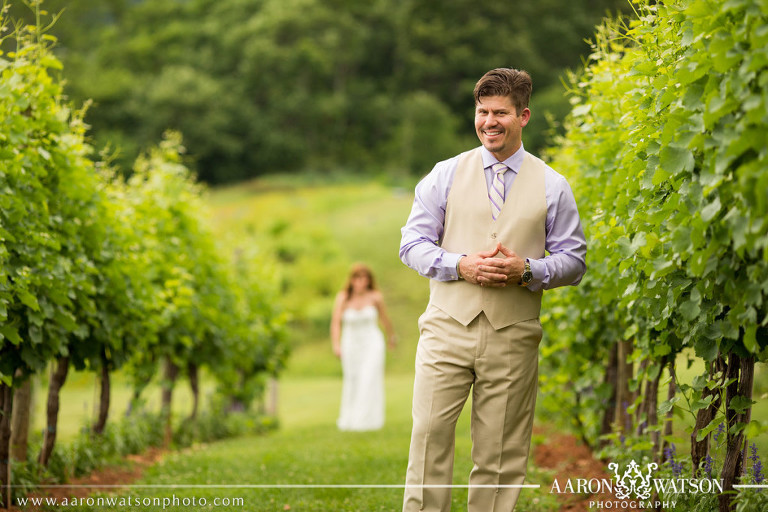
[403, 305, 542, 512]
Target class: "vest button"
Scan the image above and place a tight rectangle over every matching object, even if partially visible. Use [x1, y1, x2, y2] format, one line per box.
[490, 233, 497, 239]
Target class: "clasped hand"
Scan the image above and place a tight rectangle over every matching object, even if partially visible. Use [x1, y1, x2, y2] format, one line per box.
[458, 242, 525, 288]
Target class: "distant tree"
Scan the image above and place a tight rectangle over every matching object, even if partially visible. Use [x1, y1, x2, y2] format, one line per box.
[13, 0, 630, 183]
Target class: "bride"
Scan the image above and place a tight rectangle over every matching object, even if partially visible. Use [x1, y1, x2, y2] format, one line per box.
[331, 263, 396, 431]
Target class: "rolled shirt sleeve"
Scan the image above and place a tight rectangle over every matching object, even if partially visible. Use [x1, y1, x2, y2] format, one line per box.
[526, 173, 587, 291]
[399, 157, 465, 281]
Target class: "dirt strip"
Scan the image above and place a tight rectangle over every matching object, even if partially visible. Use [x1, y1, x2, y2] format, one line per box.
[534, 431, 623, 512]
[10, 447, 165, 511]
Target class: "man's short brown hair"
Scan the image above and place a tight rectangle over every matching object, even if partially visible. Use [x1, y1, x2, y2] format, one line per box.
[473, 68, 532, 115]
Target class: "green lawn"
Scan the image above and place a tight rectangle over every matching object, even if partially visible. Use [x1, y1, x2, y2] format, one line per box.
[46, 373, 557, 512]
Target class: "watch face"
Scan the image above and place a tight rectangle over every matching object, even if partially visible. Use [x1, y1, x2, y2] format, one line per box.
[522, 271, 533, 283]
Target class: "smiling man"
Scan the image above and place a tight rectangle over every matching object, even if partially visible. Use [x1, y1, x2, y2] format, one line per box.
[399, 68, 587, 512]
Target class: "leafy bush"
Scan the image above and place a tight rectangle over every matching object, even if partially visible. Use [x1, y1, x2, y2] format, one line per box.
[173, 411, 278, 448]
[542, 0, 768, 507]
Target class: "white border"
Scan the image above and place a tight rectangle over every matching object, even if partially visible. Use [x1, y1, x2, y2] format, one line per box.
[15, 484, 541, 489]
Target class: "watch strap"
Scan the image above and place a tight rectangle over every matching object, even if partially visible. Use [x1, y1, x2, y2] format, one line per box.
[519, 259, 533, 285]
[456, 255, 465, 280]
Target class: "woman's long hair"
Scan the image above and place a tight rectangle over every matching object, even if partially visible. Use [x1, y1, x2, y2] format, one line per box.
[344, 263, 377, 302]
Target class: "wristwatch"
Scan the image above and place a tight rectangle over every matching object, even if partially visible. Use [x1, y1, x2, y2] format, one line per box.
[519, 259, 533, 286]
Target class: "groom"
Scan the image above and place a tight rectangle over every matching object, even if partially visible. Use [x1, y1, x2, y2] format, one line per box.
[399, 68, 587, 511]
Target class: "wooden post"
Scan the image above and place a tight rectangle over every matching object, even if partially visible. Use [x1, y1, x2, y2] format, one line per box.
[718, 354, 754, 512]
[10, 376, 32, 462]
[161, 357, 179, 447]
[38, 357, 69, 468]
[614, 340, 633, 435]
[188, 361, 199, 421]
[0, 383, 13, 509]
[92, 353, 111, 435]
[661, 358, 676, 461]
[600, 342, 618, 444]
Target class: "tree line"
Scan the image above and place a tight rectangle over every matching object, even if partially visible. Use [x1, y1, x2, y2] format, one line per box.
[6, 0, 631, 184]
[0, 5, 288, 506]
[543, 1, 768, 510]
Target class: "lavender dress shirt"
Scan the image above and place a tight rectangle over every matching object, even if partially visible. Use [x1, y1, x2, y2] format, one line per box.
[399, 144, 587, 291]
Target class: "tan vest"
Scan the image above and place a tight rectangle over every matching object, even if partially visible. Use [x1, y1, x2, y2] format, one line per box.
[429, 147, 547, 330]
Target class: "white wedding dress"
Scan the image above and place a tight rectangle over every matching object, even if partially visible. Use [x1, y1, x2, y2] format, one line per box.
[337, 305, 385, 431]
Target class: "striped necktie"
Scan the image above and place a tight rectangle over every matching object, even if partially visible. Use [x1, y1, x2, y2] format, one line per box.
[489, 162, 508, 220]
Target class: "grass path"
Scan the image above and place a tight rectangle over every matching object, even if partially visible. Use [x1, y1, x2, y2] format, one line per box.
[53, 371, 558, 511]
[139, 375, 425, 511]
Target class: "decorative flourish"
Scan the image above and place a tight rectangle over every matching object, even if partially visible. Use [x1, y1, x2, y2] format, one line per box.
[609, 460, 658, 501]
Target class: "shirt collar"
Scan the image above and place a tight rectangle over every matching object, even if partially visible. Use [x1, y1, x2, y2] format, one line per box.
[480, 143, 526, 174]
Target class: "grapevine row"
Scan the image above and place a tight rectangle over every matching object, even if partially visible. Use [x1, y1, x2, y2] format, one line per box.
[542, 1, 768, 510]
[0, 7, 288, 506]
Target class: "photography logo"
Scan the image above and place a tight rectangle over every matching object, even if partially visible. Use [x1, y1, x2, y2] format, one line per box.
[608, 460, 656, 501]
[549, 459, 724, 510]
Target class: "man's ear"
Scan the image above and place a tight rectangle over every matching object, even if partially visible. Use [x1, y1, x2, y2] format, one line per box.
[520, 108, 531, 127]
